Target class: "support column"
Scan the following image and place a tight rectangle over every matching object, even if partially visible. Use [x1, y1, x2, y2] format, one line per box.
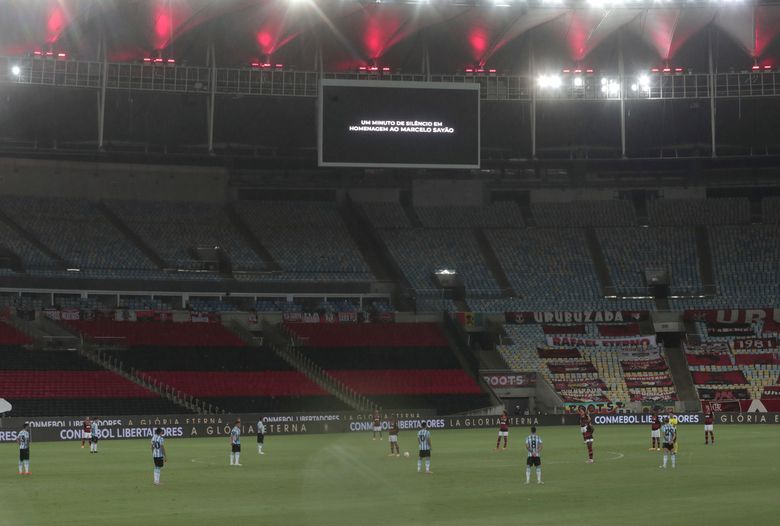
[709, 27, 717, 158]
[529, 36, 536, 159]
[97, 37, 108, 151]
[206, 42, 216, 155]
[618, 31, 627, 159]
[422, 38, 431, 81]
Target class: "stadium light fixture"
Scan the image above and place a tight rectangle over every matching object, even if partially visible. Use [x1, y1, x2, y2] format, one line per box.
[537, 74, 561, 89]
[573, 76, 584, 87]
[11, 65, 21, 76]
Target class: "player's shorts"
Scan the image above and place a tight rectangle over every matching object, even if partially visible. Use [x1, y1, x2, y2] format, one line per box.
[373, 425, 381, 432]
[498, 430, 508, 437]
[389, 435, 398, 443]
[90, 435, 98, 443]
[526, 456, 541, 467]
[232, 444, 241, 453]
[651, 429, 660, 438]
[582, 433, 593, 443]
[663, 442, 675, 452]
[419, 449, 431, 458]
[257, 433, 264, 444]
[704, 424, 713, 431]
[19, 448, 30, 461]
[154, 457, 165, 468]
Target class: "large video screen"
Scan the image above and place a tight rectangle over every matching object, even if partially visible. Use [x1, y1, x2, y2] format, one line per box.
[318, 80, 480, 169]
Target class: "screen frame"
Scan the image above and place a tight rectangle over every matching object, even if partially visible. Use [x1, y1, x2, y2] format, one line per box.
[317, 79, 480, 169]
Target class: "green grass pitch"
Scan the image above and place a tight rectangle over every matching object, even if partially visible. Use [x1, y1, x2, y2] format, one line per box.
[1, 425, 778, 526]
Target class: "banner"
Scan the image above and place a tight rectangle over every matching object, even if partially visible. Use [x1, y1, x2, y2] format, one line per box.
[43, 307, 61, 321]
[701, 400, 742, 413]
[545, 335, 656, 348]
[591, 413, 701, 425]
[684, 308, 775, 324]
[692, 371, 748, 385]
[553, 379, 607, 390]
[0, 411, 579, 443]
[697, 388, 751, 400]
[621, 357, 668, 372]
[60, 308, 80, 321]
[283, 312, 360, 324]
[734, 353, 780, 365]
[504, 310, 649, 325]
[686, 353, 733, 366]
[625, 376, 675, 388]
[481, 371, 536, 389]
[730, 338, 777, 352]
[548, 362, 597, 374]
[619, 348, 661, 361]
[563, 401, 625, 414]
[707, 323, 754, 337]
[761, 386, 780, 399]
[598, 323, 640, 337]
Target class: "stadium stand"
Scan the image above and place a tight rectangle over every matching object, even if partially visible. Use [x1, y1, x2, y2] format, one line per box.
[107, 199, 262, 273]
[284, 323, 489, 413]
[647, 197, 751, 225]
[597, 227, 702, 294]
[0, 321, 33, 346]
[416, 203, 524, 228]
[380, 228, 500, 296]
[0, 348, 183, 416]
[234, 201, 373, 281]
[102, 347, 349, 412]
[63, 320, 247, 348]
[531, 200, 636, 227]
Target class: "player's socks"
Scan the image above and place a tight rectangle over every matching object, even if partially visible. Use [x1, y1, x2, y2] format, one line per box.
[671, 454, 676, 468]
[23, 461, 30, 473]
[235, 453, 241, 466]
[662, 454, 668, 468]
[230, 453, 234, 465]
[417, 459, 422, 472]
[503, 437, 508, 449]
[587, 443, 593, 460]
[425, 460, 430, 473]
[536, 468, 542, 483]
[18, 462, 23, 474]
[525, 467, 530, 484]
[496, 438, 501, 449]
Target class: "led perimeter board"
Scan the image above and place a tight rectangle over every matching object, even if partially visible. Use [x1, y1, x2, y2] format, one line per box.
[318, 79, 480, 169]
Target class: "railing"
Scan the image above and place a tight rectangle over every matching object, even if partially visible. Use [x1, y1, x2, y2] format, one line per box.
[3, 56, 780, 102]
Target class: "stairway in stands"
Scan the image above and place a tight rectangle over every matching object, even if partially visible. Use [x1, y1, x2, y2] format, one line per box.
[96, 202, 167, 270]
[224, 203, 282, 271]
[473, 228, 514, 298]
[694, 226, 718, 295]
[261, 321, 374, 411]
[663, 344, 700, 410]
[584, 227, 617, 297]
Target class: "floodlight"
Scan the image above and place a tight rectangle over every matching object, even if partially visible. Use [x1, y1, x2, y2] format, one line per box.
[11, 65, 21, 76]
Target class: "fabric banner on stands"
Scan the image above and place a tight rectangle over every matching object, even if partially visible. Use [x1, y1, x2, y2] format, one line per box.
[545, 335, 656, 347]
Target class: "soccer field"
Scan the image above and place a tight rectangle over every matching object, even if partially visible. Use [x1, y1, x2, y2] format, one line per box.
[1, 425, 778, 526]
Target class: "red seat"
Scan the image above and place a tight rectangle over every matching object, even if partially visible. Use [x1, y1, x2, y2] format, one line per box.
[285, 323, 449, 348]
[140, 371, 329, 397]
[329, 369, 482, 395]
[0, 322, 33, 345]
[0, 371, 157, 398]
[64, 320, 246, 347]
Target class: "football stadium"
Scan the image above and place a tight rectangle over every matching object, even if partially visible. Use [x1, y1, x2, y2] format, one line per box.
[1, 0, 780, 524]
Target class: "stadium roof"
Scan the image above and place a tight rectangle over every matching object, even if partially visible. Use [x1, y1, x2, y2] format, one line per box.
[1, 1, 779, 72]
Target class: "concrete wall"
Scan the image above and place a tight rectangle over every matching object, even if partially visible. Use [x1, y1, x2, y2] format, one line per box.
[0, 157, 229, 203]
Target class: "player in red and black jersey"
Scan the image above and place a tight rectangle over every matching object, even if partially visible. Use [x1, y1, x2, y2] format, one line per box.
[495, 411, 510, 451]
[81, 417, 92, 449]
[649, 412, 661, 451]
[372, 408, 382, 441]
[578, 407, 594, 463]
[704, 411, 715, 445]
[388, 418, 400, 456]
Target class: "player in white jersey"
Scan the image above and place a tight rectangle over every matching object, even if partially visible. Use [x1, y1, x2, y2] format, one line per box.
[16, 422, 31, 475]
[417, 421, 432, 474]
[89, 421, 100, 453]
[524, 427, 543, 485]
[257, 419, 266, 455]
[660, 418, 677, 469]
[230, 419, 242, 466]
[151, 428, 167, 486]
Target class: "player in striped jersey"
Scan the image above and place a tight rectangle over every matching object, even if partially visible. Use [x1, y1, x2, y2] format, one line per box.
[16, 422, 31, 475]
[257, 418, 266, 455]
[524, 427, 543, 485]
[660, 418, 677, 469]
[89, 421, 99, 454]
[151, 428, 167, 486]
[417, 421, 432, 474]
[229, 419, 242, 466]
